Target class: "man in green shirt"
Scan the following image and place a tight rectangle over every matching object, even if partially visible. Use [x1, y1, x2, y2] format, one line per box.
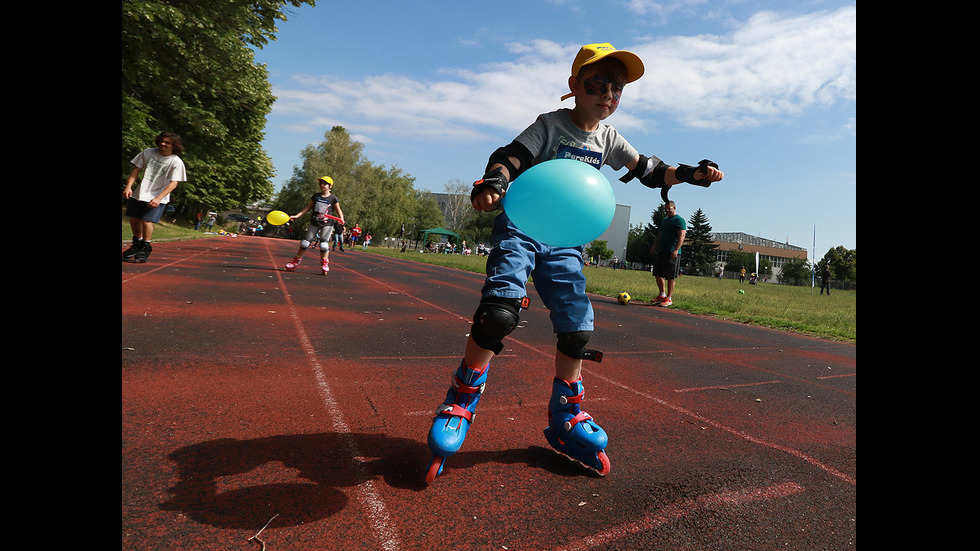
[650, 201, 686, 307]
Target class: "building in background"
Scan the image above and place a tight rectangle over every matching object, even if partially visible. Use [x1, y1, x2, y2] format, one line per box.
[592, 204, 630, 265]
[710, 232, 808, 278]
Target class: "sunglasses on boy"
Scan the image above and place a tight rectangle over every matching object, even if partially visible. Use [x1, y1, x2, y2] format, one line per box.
[583, 76, 625, 98]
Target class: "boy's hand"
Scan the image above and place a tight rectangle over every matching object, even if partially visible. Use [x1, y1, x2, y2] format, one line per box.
[472, 188, 501, 211]
[697, 159, 724, 183]
[675, 159, 723, 187]
[471, 166, 509, 211]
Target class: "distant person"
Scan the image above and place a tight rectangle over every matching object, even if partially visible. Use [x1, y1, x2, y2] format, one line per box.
[284, 176, 345, 275]
[122, 131, 187, 263]
[350, 224, 361, 249]
[739, 267, 746, 284]
[650, 200, 686, 307]
[332, 220, 346, 252]
[820, 263, 832, 295]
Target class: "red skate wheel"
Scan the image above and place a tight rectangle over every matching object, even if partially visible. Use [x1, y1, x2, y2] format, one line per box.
[425, 456, 446, 484]
[596, 451, 611, 476]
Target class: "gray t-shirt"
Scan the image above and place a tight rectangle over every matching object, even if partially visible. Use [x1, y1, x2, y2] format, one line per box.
[513, 108, 650, 171]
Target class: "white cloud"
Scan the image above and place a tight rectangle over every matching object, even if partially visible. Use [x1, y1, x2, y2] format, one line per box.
[268, 6, 855, 140]
[628, 7, 856, 129]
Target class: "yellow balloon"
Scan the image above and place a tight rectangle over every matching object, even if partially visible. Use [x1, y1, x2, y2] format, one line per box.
[267, 210, 289, 225]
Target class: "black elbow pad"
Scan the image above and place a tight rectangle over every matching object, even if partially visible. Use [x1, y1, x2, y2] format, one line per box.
[486, 140, 534, 181]
[620, 154, 668, 190]
[640, 161, 669, 190]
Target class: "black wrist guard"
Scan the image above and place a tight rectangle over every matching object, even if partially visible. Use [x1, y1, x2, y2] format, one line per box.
[674, 159, 718, 187]
[471, 166, 509, 204]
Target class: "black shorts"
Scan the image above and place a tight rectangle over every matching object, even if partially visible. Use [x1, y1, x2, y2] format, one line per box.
[651, 251, 681, 279]
[125, 198, 165, 223]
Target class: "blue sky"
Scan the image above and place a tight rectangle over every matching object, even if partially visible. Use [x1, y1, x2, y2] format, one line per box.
[250, 0, 856, 257]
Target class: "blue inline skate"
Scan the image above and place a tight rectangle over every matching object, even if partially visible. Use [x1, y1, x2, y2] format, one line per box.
[543, 376, 611, 476]
[426, 361, 489, 483]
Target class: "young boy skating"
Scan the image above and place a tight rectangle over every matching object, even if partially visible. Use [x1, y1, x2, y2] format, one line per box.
[426, 43, 723, 482]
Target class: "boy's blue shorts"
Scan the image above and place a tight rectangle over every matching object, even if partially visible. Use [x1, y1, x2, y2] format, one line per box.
[125, 199, 165, 223]
[481, 213, 593, 333]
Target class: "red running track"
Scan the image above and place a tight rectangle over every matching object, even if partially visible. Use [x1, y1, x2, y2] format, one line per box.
[122, 236, 855, 551]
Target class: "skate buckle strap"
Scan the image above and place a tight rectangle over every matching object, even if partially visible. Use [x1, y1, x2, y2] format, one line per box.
[558, 388, 584, 406]
[452, 376, 486, 395]
[435, 403, 475, 423]
[563, 411, 593, 432]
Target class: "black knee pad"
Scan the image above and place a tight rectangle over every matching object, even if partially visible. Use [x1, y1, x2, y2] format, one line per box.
[557, 331, 603, 362]
[470, 297, 523, 354]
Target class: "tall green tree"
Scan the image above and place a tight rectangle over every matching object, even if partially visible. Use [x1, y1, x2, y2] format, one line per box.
[681, 208, 717, 276]
[625, 223, 653, 264]
[274, 126, 442, 239]
[121, 0, 315, 215]
[820, 246, 856, 281]
[275, 126, 366, 229]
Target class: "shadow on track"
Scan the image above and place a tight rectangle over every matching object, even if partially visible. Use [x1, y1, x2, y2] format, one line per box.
[159, 433, 592, 529]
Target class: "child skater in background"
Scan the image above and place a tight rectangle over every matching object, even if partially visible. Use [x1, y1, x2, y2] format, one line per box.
[284, 176, 345, 275]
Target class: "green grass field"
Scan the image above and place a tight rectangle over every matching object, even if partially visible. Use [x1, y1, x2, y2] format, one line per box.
[366, 247, 855, 343]
[122, 216, 855, 343]
[122, 213, 214, 242]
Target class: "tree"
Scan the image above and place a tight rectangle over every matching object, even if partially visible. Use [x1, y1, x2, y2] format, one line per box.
[460, 210, 496, 247]
[349, 163, 426, 239]
[585, 240, 614, 264]
[274, 126, 364, 224]
[681, 208, 717, 276]
[628, 202, 697, 267]
[406, 192, 446, 244]
[440, 179, 476, 233]
[626, 223, 655, 265]
[778, 258, 812, 286]
[273, 126, 441, 239]
[121, 0, 316, 215]
[820, 246, 856, 281]
[724, 250, 753, 275]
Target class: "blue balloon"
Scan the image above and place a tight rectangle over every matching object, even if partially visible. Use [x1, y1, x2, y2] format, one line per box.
[501, 159, 616, 247]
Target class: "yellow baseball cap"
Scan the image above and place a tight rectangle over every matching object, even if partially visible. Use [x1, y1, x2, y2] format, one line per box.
[560, 43, 645, 101]
[318, 176, 334, 186]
